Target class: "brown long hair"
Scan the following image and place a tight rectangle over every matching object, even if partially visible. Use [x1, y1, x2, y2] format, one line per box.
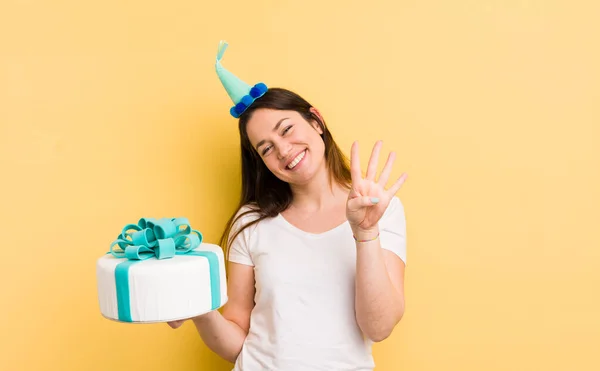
[219, 88, 352, 257]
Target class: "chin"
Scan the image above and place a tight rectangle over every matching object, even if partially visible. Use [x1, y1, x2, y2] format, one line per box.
[271, 167, 309, 185]
[288, 168, 321, 186]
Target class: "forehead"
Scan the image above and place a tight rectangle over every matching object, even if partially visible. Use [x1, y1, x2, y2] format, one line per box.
[246, 109, 301, 143]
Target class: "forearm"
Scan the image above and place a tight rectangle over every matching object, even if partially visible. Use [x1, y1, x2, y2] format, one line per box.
[192, 311, 247, 363]
[354, 227, 404, 342]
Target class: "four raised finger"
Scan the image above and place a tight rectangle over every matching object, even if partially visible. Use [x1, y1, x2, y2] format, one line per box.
[377, 151, 396, 188]
[351, 140, 407, 196]
[365, 140, 383, 181]
[388, 172, 408, 196]
[350, 141, 363, 186]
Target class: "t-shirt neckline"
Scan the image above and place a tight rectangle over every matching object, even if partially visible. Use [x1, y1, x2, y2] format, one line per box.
[275, 213, 350, 239]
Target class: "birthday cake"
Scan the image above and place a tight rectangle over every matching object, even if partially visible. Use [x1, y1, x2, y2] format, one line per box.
[96, 217, 227, 323]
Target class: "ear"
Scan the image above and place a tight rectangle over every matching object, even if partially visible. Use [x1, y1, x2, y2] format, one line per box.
[309, 107, 325, 135]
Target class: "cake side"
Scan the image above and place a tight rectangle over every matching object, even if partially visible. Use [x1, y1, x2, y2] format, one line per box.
[96, 242, 227, 323]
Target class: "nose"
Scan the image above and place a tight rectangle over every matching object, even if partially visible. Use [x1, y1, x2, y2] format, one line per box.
[277, 141, 293, 160]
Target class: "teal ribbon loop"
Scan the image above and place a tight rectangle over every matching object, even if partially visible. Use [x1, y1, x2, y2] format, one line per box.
[109, 217, 203, 261]
[108, 217, 221, 322]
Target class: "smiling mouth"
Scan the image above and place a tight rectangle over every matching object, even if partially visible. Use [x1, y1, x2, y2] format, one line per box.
[287, 150, 306, 169]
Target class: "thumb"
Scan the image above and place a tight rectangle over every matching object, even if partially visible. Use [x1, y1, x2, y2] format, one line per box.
[167, 320, 184, 329]
[348, 196, 380, 210]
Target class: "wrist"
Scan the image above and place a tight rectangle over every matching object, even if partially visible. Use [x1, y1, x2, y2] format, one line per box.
[352, 226, 380, 242]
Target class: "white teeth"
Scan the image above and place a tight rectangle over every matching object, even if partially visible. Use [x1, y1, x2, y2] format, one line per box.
[287, 150, 306, 169]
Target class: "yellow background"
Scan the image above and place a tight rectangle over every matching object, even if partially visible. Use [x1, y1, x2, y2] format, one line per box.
[1, 0, 599, 370]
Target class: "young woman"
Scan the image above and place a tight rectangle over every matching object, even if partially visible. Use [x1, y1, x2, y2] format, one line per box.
[168, 43, 408, 370]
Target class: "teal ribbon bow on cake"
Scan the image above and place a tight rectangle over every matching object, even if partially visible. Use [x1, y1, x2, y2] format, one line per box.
[110, 217, 202, 260]
[109, 217, 221, 322]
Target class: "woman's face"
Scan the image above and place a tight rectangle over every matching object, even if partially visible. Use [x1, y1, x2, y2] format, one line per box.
[245, 108, 326, 185]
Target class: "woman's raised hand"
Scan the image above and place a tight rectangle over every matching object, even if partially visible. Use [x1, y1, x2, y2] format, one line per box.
[346, 140, 407, 234]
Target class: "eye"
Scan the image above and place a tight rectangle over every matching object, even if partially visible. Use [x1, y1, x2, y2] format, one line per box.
[282, 125, 293, 135]
[261, 145, 272, 156]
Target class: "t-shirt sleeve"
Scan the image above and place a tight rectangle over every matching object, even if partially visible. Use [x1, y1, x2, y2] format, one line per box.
[227, 205, 259, 266]
[379, 196, 407, 264]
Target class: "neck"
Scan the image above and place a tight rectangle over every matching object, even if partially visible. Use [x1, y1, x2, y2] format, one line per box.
[288, 162, 349, 212]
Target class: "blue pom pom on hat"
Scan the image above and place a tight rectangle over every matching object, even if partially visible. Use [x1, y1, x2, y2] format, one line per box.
[215, 40, 268, 118]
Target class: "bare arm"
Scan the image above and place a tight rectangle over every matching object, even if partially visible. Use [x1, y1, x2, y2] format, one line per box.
[345, 140, 407, 342]
[354, 227, 405, 342]
[169, 261, 255, 363]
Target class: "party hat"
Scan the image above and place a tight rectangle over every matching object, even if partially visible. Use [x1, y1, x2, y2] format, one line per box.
[215, 40, 268, 118]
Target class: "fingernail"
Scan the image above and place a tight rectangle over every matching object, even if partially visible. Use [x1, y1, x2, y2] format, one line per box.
[371, 197, 380, 204]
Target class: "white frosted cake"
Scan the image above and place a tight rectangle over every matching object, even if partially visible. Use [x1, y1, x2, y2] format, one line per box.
[96, 218, 228, 323]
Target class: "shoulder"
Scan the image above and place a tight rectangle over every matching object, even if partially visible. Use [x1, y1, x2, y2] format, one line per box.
[379, 196, 406, 228]
[383, 196, 405, 218]
[234, 203, 261, 222]
[379, 196, 407, 263]
[227, 204, 264, 250]
[230, 203, 264, 236]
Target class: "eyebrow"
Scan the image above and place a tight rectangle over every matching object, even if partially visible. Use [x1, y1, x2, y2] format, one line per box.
[255, 117, 290, 150]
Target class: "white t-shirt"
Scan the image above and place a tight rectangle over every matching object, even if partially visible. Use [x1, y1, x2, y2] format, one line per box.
[228, 196, 407, 371]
